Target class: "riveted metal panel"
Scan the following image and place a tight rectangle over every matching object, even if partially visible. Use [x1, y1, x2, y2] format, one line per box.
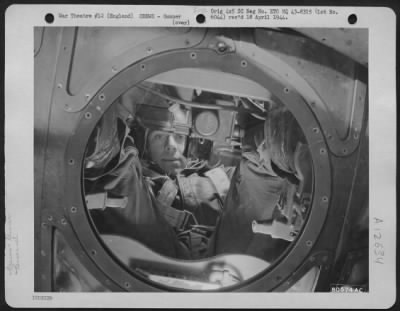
[51, 27, 207, 113]
[253, 29, 367, 157]
[35, 27, 63, 291]
[295, 28, 368, 66]
[68, 27, 202, 95]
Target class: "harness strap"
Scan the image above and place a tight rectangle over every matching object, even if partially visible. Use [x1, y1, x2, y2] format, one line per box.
[281, 180, 297, 221]
[85, 192, 128, 210]
[252, 219, 295, 242]
[252, 178, 301, 242]
[176, 174, 199, 211]
[157, 200, 196, 231]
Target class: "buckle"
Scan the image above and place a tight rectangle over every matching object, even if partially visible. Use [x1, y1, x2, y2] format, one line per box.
[176, 210, 192, 231]
[161, 206, 194, 231]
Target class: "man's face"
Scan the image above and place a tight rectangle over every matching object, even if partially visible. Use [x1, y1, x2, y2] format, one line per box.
[147, 130, 187, 175]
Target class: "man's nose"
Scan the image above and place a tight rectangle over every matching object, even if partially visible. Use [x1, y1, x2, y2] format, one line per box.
[164, 134, 177, 153]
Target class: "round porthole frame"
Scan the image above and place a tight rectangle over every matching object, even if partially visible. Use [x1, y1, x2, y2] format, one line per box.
[64, 48, 332, 292]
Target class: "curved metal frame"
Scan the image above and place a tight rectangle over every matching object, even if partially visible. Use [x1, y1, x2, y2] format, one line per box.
[236, 39, 366, 157]
[54, 27, 207, 113]
[62, 48, 332, 292]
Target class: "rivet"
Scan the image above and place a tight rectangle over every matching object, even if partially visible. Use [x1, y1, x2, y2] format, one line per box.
[342, 148, 348, 154]
[322, 196, 329, 203]
[217, 42, 227, 52]
[41, 222, 47, 228]
[47, 215, 53, 221]
[57, 83, 63, 89]
[61, 218, 67, 225]
[85, 94, 91, 101]
[99, 94, 106, 101]
[306, 240, 313, 247]
[284, 87, 289, 93]
[190, 52, 197, 59]
[124, 282, 131, 288]
[240, 60, 247, 67]
[91, 249, 97, 256]
[319, 148, 326, 155]
[140, 64, 146, 71]
[146, 47, 153, 53]
[312, 127, 319, 134]
[70, 206, 77, 213]
[68, 159, 75, 165]
[85, 112, 92, 119]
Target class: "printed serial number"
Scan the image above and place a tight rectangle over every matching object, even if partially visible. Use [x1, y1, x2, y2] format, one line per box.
[373, 217, 384, 264]
[33, 295, 53, 300]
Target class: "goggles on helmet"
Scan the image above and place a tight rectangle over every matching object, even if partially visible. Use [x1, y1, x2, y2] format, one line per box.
[135, 103, 192, 136]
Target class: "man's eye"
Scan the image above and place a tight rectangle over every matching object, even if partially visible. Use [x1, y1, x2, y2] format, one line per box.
[150, 133, 162, 141]
[175, 134, 185, 141]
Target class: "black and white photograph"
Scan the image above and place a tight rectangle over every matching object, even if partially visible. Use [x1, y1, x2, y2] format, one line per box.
[33, 25, 369, 292]
[5, 5, 396, 309]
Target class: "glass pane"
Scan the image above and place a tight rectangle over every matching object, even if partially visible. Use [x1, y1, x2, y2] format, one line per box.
[82, 74, 313, 289]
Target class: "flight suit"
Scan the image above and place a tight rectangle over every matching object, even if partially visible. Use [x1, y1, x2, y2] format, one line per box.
[214, 151, 290, 262]
[88, 156, 233, 260]
[84, 105, 232, 259]
[215, 108, 308, 263]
